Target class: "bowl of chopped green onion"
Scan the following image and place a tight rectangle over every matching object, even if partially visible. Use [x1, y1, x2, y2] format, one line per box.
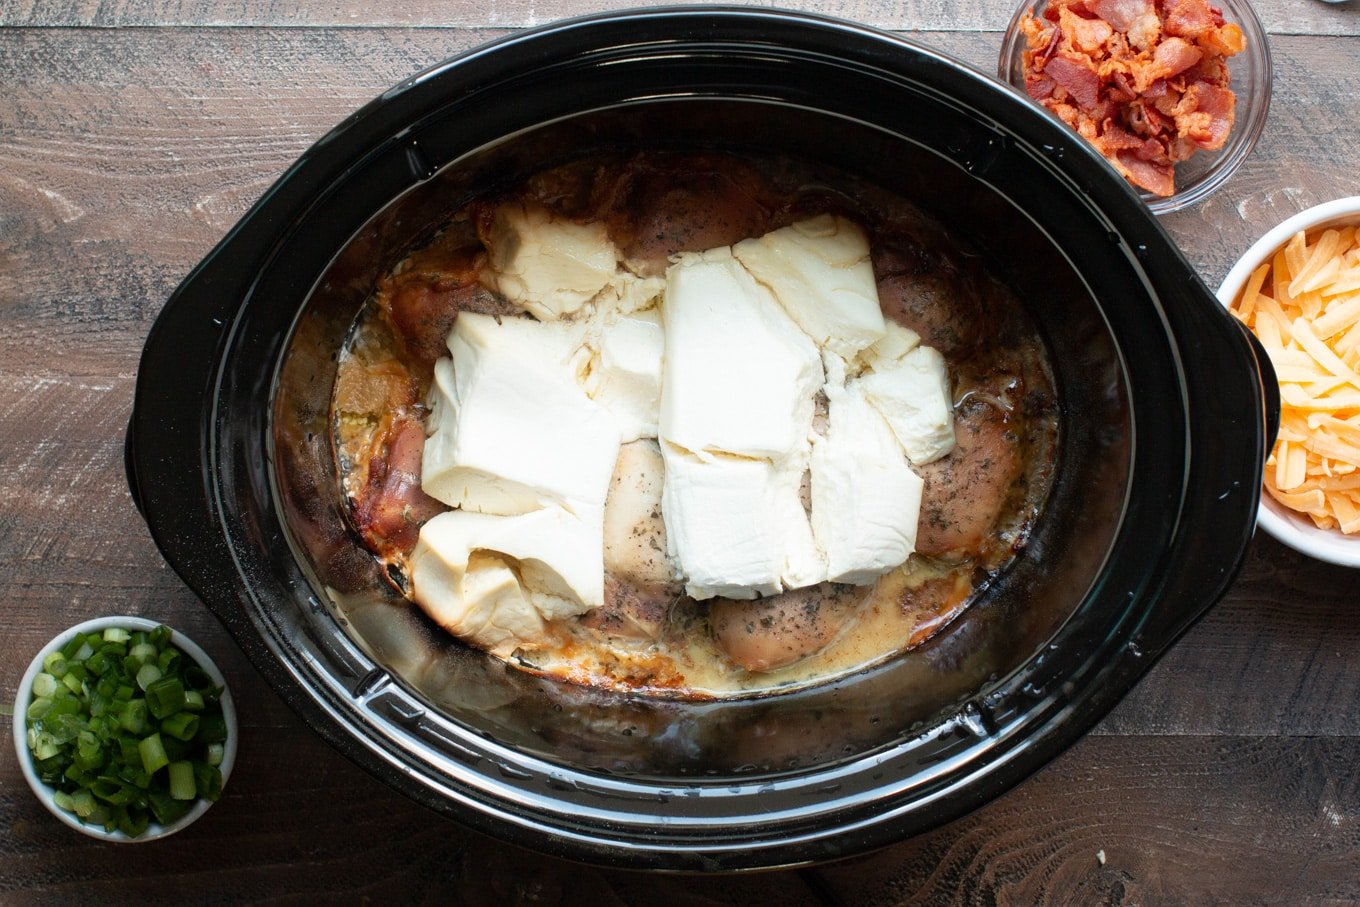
[13, 616, 237, 841]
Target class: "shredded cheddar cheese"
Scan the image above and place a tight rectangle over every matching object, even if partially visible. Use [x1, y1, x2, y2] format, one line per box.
[1231, 225, 1360, 534]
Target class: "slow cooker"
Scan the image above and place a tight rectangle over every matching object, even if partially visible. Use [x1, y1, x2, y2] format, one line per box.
[126, 7, 1278, 870]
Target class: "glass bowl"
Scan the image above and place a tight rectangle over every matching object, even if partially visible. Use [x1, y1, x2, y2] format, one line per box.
[998, 0, 1272, 214]
[1217, 197, 1360, 569]
[12, 616, 239, 842]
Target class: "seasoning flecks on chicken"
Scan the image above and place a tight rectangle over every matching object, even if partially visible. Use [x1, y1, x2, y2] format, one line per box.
[873, 240, 984, 360]
[602, 440, 673, 588]
[913, 398, 1024, 563]
[590, 154, 776, 276]
[580, 576, 675, 643]
[709, 583, 865, 673]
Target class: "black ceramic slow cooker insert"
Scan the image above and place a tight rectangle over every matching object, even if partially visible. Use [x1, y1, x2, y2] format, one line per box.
[127, 8, 1278, 871]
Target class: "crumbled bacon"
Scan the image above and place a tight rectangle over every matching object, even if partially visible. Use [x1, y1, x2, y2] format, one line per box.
[1019, 0, 1243, 196]
[1087, 0, 1154, 33]
[1044, 54, 1102, 109]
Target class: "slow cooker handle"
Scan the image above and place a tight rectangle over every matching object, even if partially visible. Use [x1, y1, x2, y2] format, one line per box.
[124, 418, 144, 516]
[125, 235, 266, 616]
[1135, 301, 1280, 657]
[1238, 321, 1281, 448]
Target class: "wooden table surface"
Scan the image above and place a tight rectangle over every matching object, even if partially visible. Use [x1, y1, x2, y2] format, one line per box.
[3, 0, 1360, 903]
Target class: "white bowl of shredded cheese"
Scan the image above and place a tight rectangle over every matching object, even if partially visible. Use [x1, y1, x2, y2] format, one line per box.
[1218, 196, 1360, 568]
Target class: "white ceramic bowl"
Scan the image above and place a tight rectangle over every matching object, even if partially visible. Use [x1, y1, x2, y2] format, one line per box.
[1217, 196, 1360, 568]
[13, 616, 238, 842]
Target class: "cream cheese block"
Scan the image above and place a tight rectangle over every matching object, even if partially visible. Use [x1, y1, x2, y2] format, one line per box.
[811, 354, 925, 585]
[660, 444, 823, 600]
[421, 312, 621, 516]
[857, 343, 956, 466]
[481, 201, 620, 321]
[859, 320, 922, 371]
[410, 507, 604, 656]
[732, 214, 886, 358]
[582, 310, 665, 443]
[660, 247, 823, 461]
[481, 199, 666, 323]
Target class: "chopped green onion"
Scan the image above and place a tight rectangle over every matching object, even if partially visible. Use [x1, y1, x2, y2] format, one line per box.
[118, 699, 149, 734]
[62, 673, 84, 695]
[138, 733, 169, 775]
[116, 763, 150, 790]
[183, 665, 212, 691]
[43, 652, 69, 678]
[157, 648, 182, 676]
[102, 628, 131, 644]
[32, 672, 59, 698]
[27, 698, 53, 722]
[167, 762, 196, 801]
[145, 677, 185, 719]
[59, 635, 84, 661]
[206, 743, 225, 767]
[86, 651, 111, 677]
[74, 749, 104, 773]
[183, 689, 205, 712]
[135, 663, 162, 692]
[149, 626, 171, 649]
[147, 790, 191, 825]
[192, 762, 223, 801]
[48, 695, 80, 718]
[48, 712, 83, 743]
[30, 731, 60, 761]
[53, 790, 75, 812]
[162, 735, 192, 762]
[197, 713, 228, 745]
[69, 789, 96, 818]
[91, 778, 135, 805]
[117, 736, 141, 765]
[161, 712, 199, 742]
[87, 688, 110, 718]
[72, 641, 94, 662]
[117, 808, 149, 838]
[128, 642, 158, 667]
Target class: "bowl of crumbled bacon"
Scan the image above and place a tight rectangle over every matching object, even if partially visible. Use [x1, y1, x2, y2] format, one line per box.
[1000, 0, 1271, 212]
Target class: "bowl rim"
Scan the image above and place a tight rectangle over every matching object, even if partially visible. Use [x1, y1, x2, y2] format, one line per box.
[1215, 196, 1360, 568]
[997, 0, 1273, 215]
[12, 615, 239, 842]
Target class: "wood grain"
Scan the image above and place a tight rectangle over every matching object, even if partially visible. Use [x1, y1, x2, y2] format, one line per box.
[1, 0, 1356, 36]
[3, 27, 1359, 354]
[2, 733, 1356, 904]
[814, 735, 1360, 907]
